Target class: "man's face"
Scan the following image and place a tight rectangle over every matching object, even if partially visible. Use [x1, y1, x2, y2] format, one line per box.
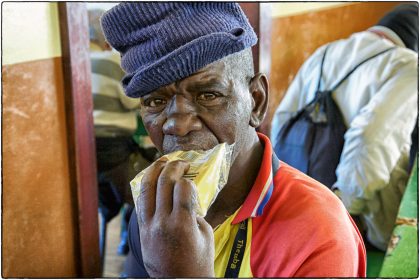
[139, 59, 253, 155]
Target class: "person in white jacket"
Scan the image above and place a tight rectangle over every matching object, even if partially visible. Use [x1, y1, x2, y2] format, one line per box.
[271, 4, 418, 251]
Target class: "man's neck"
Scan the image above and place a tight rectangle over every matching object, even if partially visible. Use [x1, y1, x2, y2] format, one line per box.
[205, 132, 264, 228]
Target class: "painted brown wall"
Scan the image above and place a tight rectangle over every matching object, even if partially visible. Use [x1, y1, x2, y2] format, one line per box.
[262, 2, 402, 135]
[2, 57, 78, 277]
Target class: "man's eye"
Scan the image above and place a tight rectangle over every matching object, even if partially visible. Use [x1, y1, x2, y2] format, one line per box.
[144, 98, 167, 108]
[197, 92, 218, 101]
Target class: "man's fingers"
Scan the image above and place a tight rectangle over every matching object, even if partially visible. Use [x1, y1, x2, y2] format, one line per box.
[156, 160, 190, 215]
[197, 216, 214, 240]
[138, 159, 167, 224]
[173, 177, 199, 218]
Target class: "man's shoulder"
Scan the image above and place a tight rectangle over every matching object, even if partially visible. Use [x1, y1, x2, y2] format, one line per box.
[254, 160, 361, 240]
[264, 162, 352, 226]
[274, 162, 339, 201]
[249, 162, 364, 277]
[329, 31, 416, 66]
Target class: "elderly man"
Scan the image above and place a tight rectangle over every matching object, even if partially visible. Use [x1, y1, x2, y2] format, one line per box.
[101, 3, 366, 277]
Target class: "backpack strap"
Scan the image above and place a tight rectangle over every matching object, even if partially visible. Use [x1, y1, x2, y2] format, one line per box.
[316, 45, 330, 93]
[329, 47, 396, 91]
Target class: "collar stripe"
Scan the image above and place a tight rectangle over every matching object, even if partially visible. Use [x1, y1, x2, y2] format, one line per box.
[256, 181, 274, 216]
[232, 133, 276, 224]
[251, 169, 273, 217]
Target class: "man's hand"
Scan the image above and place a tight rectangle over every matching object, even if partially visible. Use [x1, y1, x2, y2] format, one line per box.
[137, 159, 215, 277]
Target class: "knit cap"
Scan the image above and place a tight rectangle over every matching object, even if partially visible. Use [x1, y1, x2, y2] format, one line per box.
[377, 4, 418, 52]
[100, 3, 257, 97]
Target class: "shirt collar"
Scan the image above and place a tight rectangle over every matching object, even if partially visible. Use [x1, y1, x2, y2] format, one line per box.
[232, 133, 278, 224]
[368, 26, 406, 48]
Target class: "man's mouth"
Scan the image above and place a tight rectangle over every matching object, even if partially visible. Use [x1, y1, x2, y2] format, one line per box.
[162, 135, 219, 154]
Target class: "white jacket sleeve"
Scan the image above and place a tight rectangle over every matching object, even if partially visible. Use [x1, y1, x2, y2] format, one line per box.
[334, 55, 418, 214]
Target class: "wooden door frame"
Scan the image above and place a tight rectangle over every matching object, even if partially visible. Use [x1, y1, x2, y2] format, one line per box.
[239, 3, 272, 77]
[240, 3, 272, 135]
[58, 3, 100, 277]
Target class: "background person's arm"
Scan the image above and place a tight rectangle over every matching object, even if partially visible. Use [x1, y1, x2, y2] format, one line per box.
[333, 54, 418, 214]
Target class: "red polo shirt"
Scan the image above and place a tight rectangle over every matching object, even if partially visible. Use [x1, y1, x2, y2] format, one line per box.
[125, 133, 366, 277]
[214, 133, 366, 277]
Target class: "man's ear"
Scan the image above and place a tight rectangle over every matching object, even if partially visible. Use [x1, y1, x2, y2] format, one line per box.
[249, 73, 269, 128]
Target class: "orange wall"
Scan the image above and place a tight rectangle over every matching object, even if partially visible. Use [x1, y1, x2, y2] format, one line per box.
[263, 2, 402, 135]
[2, 3, 78, 277]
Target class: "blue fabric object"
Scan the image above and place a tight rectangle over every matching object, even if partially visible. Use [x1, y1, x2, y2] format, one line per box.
[274, 90, 347, 188]
[101, 3, 257, 98]
[123, 211, 149, 277]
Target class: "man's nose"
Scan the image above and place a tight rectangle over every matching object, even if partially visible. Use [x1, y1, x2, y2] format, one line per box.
[162, 95, 202, 136]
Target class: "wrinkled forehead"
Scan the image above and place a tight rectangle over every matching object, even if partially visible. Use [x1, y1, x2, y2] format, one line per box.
[181, 56, 250, 91]
[145, 58, 235, 95]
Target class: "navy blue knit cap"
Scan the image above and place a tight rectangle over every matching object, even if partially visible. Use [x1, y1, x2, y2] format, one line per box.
[100, 2, 257, 97]
[377, 4, 419, 52]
